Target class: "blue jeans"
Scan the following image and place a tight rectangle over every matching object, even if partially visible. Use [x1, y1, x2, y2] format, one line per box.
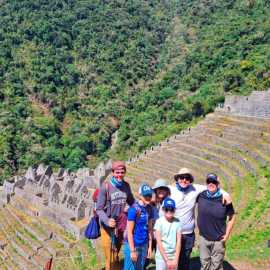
[123, 242, 148, 270]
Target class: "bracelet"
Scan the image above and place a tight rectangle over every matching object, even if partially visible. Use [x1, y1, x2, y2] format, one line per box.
[131, 250, 136, 253]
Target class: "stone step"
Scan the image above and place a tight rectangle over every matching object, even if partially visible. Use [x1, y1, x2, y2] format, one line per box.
[128, 149, 236, 196]
[167, 143, 246, 177]
[5, 243, 37, 270]
[173, 137, 257, 175]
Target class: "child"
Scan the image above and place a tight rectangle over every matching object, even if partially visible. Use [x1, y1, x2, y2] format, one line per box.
[152, 178, 170, 221]
[154, 198, 182, 270]
[124, 184, 154, 270]
[144, 179, 170, 269]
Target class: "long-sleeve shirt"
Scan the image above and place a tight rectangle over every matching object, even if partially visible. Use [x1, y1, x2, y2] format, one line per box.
[96, 179, 134, 230]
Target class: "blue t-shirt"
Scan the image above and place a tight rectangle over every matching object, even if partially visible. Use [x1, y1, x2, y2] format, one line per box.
[127, 202, 153, 246]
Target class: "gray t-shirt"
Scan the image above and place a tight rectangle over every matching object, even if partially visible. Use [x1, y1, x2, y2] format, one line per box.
[96, 179, 134, 228]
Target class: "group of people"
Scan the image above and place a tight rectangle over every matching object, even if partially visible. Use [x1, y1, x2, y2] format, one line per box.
[96, 161, 235, 270]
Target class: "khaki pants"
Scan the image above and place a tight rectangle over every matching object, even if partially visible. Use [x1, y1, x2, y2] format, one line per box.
[199, 235, 225, 270]
[100, 226, 122, 270]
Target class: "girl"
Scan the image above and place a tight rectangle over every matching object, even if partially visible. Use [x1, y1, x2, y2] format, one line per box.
[124, 184, 154, 270]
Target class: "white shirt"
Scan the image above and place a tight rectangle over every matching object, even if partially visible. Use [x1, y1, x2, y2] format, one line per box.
[169, 184, 206, 234]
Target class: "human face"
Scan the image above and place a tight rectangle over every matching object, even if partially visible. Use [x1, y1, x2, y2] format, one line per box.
[155, 187, 169, 202]
[207, 181, 219, 193]
[141, 194, 152, 205]
[164, 207, 175, 221]
[177, 174, 192, 189]
[112, 168, 126, 181]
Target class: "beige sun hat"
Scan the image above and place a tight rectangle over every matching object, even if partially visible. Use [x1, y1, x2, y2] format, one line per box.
[174, 168, 194, 182]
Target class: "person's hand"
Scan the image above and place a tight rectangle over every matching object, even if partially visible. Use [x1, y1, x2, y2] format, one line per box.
[222, 194, 232, 205]
[167, 260, 177, 270]
[108, 218, 116, 228]
[124, 204, 129, 212]
[166, 260, 171, 269]
[130, 250, 138, 262]
[147, 247, 152, 259]
[221, 234, 229, 243]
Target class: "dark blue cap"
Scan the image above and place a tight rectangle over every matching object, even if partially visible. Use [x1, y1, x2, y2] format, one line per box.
[162, 198, 176, 209]
[139, 184, 153, 197]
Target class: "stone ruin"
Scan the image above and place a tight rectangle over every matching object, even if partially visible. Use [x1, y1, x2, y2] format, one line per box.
[0, 160, 112, 240]
[216, 88, 270, 118]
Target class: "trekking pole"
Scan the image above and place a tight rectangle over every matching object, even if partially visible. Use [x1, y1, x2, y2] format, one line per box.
[110, 216, 118, 269]
[109, 231, 113, 270]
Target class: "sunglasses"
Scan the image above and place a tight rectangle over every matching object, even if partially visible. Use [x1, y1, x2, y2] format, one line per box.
[206, 179, 218, 185]
[178, 174, 192, 181]
[164, 207, 175, 213]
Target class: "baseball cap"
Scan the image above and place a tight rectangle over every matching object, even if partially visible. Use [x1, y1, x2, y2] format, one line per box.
[139, 184, 153, 197]
[206, 173, 218, 184]
[162, 198, 176, 209]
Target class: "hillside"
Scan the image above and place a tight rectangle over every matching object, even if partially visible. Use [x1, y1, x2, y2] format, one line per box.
[125, 93, 270, 267]
[1, 0, 270, 183]
[1, 92, 269, 269]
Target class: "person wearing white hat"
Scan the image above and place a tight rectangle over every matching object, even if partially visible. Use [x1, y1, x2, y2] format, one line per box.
[152, 178, 171, 220]
[169, 168, 231, 270]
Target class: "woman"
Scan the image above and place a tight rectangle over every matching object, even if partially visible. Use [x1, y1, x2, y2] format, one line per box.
[197, 173, 235, 270]
[124, 184, 154, 270]
[152, 178, 170, 220]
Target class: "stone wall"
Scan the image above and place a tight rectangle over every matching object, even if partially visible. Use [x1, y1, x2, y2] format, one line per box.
[216, 89, 270, 118]
[0, 160, 112, 240]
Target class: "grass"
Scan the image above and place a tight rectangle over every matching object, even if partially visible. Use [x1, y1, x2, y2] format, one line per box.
[225, 167, 270, 261]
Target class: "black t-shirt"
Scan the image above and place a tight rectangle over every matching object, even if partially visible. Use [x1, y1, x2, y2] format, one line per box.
[197, 191, 235, 241]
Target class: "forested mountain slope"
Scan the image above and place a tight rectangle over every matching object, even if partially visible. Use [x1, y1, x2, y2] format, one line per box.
[0, 0, 270, 183]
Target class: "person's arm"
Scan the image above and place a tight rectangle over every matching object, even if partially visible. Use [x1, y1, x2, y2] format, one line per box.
[222, 212, 236, 242]
[147, 218, 153, 258]
[172, 231, 182, 268]
[194, 183, 207, 193]
[127, 219, 137, 261]
[126, 182, 135, 206]
[96, 184, 115, 227]
[96, 185, 109, 225]
[156, 230, 169, 265]
[194, 184, 232, 205]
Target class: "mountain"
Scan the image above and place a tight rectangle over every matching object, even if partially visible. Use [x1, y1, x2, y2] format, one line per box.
[0, 0, 270, 183]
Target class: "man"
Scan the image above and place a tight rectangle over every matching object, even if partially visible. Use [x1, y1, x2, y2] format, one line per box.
[97, 161, 135, 270]
[197, 173, 235, 270]
[169, 168, 231, 270]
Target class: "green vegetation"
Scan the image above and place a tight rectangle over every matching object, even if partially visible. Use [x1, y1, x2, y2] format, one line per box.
[0, 0, 270, 183]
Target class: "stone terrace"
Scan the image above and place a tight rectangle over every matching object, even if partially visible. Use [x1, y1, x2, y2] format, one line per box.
[125, 90, 270, 267]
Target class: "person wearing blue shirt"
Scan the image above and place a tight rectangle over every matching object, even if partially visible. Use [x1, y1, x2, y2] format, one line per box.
[124, 184, 154, 270]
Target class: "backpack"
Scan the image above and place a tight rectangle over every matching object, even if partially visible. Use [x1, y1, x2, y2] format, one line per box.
[85, 182, 110, 239]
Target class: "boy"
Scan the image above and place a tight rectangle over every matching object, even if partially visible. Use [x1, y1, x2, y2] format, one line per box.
[154, 198, 182, 270]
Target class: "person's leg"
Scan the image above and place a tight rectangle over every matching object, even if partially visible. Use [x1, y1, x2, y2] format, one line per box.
[101, 227, 113, 270]
[199, 236, 212, 270]
[123, 242, 136, 270]
[155, 258, 167, 270]
[177, 232, 195, 270]
[211, 241, 225, 270]
[136, 244, 148, 270]
[144, 239, 155, 269]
